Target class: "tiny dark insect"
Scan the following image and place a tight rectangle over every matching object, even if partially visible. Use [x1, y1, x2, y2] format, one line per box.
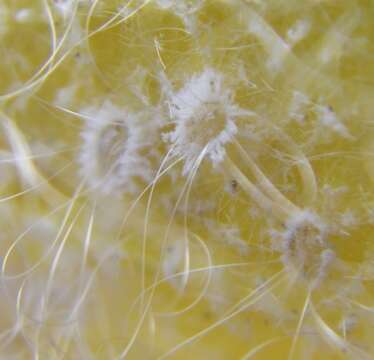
[230, 179, 238, 192]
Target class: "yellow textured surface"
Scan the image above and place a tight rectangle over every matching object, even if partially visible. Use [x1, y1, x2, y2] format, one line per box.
[0, 1, 373, 359]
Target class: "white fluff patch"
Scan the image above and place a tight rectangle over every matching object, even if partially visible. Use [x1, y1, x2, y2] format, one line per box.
[315, 104, 353, 139]
[155, 0, 203, 32]
[163, 68, 254, 175]
[289, 90, 310, 123]
[287, 19, 311, 45]
[271, 210, 336, 287]
[78, 100, 162, 195]
[53, 0, 75, 19]
[289, 91, 353, 139]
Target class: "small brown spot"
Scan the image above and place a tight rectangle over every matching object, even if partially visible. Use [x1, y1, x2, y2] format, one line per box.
[231, 179, 238, 192]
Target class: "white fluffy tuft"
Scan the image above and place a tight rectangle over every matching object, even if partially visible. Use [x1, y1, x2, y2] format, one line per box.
[163, 68, 254, 175]
[271, 209, 336, 287]
[315, 105, 353, 139]
[78, 100, 163, 195]
[155, 0, 203, 32]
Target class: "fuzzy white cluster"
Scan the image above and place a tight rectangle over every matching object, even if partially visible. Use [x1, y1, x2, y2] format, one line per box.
[155, 0, 202, 13]
[247, 10, 290, 72]
[53, 0, 91, 20]
[315, 104, 352, 139]
[53, 0, 75, 19]
[286, 19, 311, 45]
[289, 91, 353, 139]
[275, 210, 336, 287]
[289, 90, 310, 123]
[163, 68, 253, 175]
[78, 100, 162, 195]
[155, 0, 203, 31]
[281, 210, 328, 249]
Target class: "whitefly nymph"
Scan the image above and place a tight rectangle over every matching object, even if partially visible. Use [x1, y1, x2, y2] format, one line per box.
[78, 100, 163, 195]
[163, 68, 254, 176]
[271, 209, 337, 288]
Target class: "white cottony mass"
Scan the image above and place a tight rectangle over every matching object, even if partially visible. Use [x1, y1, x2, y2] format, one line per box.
[78, 100, 163, 195]
[163, 68, 255, 175]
